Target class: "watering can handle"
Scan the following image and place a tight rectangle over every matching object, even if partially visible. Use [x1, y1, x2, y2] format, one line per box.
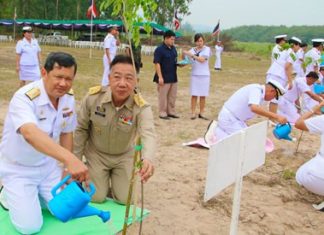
[88, 182, 96, 197]
[276, 122, 291, 128]
[51, 174, 71, 197]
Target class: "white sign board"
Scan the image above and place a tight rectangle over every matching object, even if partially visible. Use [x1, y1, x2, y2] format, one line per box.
[204, 121, 267, 202]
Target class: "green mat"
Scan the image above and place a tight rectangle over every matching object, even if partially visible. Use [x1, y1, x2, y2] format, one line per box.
[0, 199, 149, 235]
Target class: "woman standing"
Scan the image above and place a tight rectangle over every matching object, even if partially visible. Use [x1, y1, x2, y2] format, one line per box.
[16, 26, 41, 87]
[184, 33, 211, 120]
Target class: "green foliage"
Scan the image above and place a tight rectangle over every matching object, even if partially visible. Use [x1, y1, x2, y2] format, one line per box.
[223, 25, 324, 43]
[232, 41, 272, 58]
[149, 0, 192, 27]
[100, 0, 157, 47]
[282, 169, 296, 180]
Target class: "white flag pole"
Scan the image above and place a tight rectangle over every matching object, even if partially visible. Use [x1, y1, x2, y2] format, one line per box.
[89, 0, 94, 59]
[217, 19, 220, 41]
[13, 7, 17, 41]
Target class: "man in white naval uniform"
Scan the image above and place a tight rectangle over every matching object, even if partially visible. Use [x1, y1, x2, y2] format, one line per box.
[101, 26, 120, 86]
[295, 100, 324, 196]
[0, 52, 88, 234]
[266, 37, 301, 114]
[205, 80, 288, 144]
[302, 39, 324, 111]
[271, 34, 287, 64]
[278, 72, 322, 123]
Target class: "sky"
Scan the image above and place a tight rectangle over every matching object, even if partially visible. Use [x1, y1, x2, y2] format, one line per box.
[184, 0, 324, 31]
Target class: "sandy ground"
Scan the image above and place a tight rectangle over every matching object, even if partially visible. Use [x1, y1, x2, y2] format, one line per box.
[0, 43, 324, 235]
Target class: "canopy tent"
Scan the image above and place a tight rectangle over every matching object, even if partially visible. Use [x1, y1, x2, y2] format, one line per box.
[0, 19, 181, 37]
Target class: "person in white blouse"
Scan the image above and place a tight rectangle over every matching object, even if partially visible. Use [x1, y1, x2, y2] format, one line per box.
[295, 100, 324, 196]
[101, 26, 120, 86]
[183, 33, 211, 120]
[271, 34, 287, 64]
[16, 26, 41, 87]
[277, 72, 322, 123]
[266, 36, 301, 114]
[293, 42, 307, 77]
[205, 80, 288, 144]
[214, 40, 223, 70]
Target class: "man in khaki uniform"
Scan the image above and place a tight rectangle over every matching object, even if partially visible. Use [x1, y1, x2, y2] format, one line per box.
[74, 55, 156, 204]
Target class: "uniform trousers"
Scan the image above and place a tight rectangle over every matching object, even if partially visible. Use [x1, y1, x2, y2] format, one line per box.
[302, 92, 318, 112]
[101, 54, 115, 86]
[86, 149, 133, 204]
[296, 153, 324, 196]
[157, 83, 178, 117]
[277, 97, 300, 124]
[214, 107, 247, 141]
[0, 156, 61, 234]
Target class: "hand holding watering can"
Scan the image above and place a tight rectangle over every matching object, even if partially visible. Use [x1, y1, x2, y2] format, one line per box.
[273, 122, 293, 141]
[48, 174, 110, 223]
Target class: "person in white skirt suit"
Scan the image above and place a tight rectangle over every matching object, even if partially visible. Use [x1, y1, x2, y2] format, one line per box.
[16, 26, 41, 87]
[101, 26, 120, 86]
[214, 40, 223, 70]
[295, 100, 324, 196]
[183, 33, 211, 120]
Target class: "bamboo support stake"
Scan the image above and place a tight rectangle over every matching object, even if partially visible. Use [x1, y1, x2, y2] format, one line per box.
[122, 137, 141, 235]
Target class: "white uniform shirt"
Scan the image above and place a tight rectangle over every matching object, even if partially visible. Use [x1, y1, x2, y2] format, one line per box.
[267, 48, 296, 79]
[293, 48, 305, 77]
[304, 48, 321, 74]
[305, 116, 324, 169]
[282, 76, 310, 102]
[224, 84, 265, 121]
[0, 79, 77, 166]
[189, 46, 211, 76]
[16, 38, 41, 66]
[103, 33, 117, 59]
[271, 44, 283, 64]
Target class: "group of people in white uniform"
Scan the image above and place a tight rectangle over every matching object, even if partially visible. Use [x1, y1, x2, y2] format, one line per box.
[205, 34, 324, 202]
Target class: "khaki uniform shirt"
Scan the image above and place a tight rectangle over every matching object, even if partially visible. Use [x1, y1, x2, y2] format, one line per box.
[74, 86, 156, 160]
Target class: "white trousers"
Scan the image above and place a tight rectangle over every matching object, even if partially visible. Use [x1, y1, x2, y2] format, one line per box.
[214, 107, 247, 141]
[277, 97, 300, 124]
[296, 153, 324, 196]
[0, 157, 62, 234]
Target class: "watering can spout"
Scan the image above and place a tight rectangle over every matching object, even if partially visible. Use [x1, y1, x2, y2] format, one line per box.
[74, 205, 111, 223]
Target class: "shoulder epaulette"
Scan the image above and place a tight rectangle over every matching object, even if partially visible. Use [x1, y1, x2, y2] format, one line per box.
[25, 87, 40, 101]
[88, 86, 102, 95]
[67, 88, 74, 96]
[133, 92, 147, 108]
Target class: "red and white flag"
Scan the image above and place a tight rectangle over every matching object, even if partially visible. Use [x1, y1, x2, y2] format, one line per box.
[212, 20, 220, 36]
[87, 0, 99, 19]
[174, 10, 180, 30]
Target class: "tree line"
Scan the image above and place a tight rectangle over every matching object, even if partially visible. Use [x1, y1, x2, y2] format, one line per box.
[223, 25, 324, 44]
[0, 0, 192, 27]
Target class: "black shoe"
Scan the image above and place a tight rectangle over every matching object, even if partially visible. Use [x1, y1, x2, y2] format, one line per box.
[198, 114, 209, 120]
[167, 114, 180, 118]
[0, 186, 8, 211]
[159, 116, 170, 120]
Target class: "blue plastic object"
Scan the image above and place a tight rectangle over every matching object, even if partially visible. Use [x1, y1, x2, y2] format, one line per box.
[48, 175, 110, 223]
[314, 83, 324, 94]
[273, 123, 292, 141]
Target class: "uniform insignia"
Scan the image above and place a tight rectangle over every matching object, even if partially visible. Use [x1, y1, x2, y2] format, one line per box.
[25, 88, 40, 100]
[95, 106, 106, 117]
[63, 111, 73, 118]
[61, 121, 67, 128]
[88, 86, 102, 95]
[133, 92, 147, 108]
[67, 89, 74, 96]
[119, 115, 133, 125]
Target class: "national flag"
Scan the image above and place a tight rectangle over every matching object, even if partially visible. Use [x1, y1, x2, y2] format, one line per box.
[86, 0, 99, 19]
[174, 10, 180, 30]
[212, 20, 220, 36]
